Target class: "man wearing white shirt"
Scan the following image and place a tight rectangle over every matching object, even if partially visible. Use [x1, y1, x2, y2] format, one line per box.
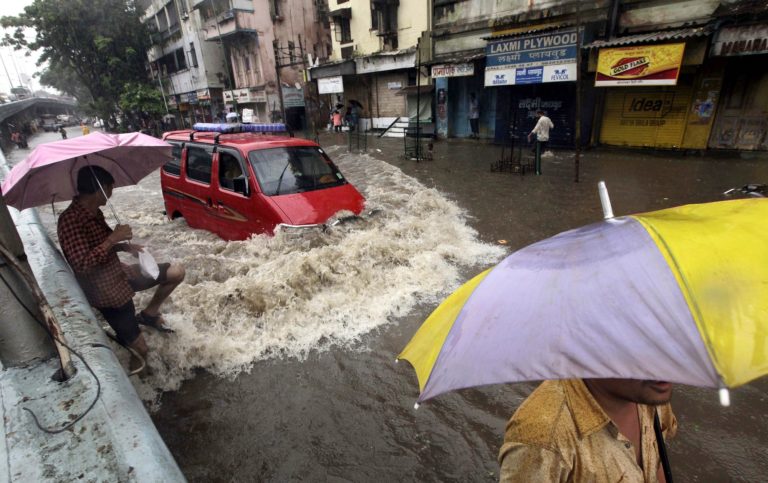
[527, 110, 554, 175]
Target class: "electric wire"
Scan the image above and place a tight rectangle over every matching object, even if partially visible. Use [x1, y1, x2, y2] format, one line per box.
[0, 249, 102, 434]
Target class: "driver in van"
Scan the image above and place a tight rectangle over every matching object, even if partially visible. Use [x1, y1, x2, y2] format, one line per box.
[220, 155, 243, 190]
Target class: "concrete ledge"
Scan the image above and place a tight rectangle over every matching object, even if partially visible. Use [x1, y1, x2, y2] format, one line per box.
[0, 158, 185, 481]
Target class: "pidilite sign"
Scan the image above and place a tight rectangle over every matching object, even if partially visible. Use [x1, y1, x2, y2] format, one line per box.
[484, 28, 581, 87]
[596, 43, 685, 86]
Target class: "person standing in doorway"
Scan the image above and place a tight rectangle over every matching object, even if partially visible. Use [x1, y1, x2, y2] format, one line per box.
[527, 110, 554, 175]
[332, 110, 343, 133]
[468, 93, 480, 139]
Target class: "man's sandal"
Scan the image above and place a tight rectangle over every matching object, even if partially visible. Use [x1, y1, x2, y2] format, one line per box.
[137, 311, 175, 333]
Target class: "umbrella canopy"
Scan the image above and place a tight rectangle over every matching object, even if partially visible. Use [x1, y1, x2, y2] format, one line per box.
[399, 199, 768, 403]
[1, 131, 172, 210]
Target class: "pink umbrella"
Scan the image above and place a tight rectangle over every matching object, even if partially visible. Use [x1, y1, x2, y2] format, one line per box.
[1, 131, 173, 213]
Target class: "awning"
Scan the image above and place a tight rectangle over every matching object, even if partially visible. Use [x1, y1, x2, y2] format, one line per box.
[396, 85, 434, 96]
[483, 22, 573, 40]
[424, 50, 485, 66]
[583, 26, 712, 49]
[328, 7, 351, 18]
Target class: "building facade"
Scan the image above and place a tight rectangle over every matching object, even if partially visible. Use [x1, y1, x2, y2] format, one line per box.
[310, 0, 431, 135]
[430, 0, 768, 151]
[193, 0, 332, 129]
[138, 0, 229, 128]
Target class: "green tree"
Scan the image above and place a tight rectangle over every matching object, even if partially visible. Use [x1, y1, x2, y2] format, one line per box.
[119, 82, 166, 132]
[2, 0, 152, 129]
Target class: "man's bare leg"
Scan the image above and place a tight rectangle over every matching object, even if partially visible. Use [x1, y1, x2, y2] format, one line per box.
[141, 263, 185, 317]
[128, 333, 150, 373]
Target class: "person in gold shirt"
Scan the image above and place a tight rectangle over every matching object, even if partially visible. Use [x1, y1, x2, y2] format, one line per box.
[499, 379, 677, 482]
[81, 123, 91, 135]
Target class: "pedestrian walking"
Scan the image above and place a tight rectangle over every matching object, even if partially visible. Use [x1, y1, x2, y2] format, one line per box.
[81, 123, 90, 136]
[527, 110, 553, 175]
[468, 93, 480, 139]
[59, 126, 68, 139]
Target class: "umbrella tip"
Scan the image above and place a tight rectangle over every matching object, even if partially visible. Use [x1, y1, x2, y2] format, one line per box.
[598, 181, 614, 219]
[719, 388, 730, 407]
[413, 402, 420, 410]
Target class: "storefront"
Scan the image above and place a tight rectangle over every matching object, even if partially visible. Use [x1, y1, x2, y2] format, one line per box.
[484, 27, 582, 146]
[431, 63, 475, 138]
[589, 30, 717, 150]
[224, 88, 268, 123]
[707, 24, 768, 151]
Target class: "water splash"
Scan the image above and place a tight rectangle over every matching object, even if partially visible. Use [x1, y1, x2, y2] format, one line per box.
[43, 149, 506, 406]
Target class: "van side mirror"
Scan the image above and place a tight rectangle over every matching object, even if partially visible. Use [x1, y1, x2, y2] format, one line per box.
[232, 176, 249, 196]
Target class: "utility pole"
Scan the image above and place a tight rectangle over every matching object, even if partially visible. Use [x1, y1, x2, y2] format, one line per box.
[273, 40, 287, 123]
[209, 0, 238, 117]
[299, 38, 317, 139]
[0, 50, 14, 90]
[415, 37, 421, 161]
[574, 2, 582, 183]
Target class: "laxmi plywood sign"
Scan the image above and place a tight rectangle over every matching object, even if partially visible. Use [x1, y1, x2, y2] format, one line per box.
[596, 43, 685, 86]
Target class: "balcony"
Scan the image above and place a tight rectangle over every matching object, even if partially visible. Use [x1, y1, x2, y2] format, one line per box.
[202, 9, 258, 41]
[191, 0, 254, 11]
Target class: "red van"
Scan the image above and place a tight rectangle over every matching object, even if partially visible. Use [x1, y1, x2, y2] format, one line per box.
[160, 123, 365, 240]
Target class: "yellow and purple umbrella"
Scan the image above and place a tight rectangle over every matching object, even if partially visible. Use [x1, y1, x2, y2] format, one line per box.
[398, 198, 768, 404]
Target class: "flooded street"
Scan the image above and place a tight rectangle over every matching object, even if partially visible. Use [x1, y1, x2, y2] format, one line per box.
[9, 128, 768, 481]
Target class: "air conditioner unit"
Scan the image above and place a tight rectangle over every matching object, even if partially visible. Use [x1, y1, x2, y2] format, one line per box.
[221, 10, 235, 20]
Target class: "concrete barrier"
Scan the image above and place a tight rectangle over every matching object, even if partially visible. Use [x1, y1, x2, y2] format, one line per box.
[0, 155, 185, 482]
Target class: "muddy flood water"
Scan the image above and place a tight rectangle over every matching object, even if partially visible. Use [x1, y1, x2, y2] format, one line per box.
[14, 128, 768, 482]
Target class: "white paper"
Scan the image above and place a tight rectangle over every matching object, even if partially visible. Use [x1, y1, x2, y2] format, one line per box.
[138, 250, 159, 280]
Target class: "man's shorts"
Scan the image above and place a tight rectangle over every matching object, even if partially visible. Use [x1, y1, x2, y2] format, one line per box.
[98, 300, 141, 345]
[125, 262, 171, 292]
[98, 263, 171, 345]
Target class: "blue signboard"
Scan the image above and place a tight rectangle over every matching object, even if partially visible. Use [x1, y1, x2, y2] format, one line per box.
[485, 28, 582, 86]
[515, 67, 544, 84]
[486, 28, 580, 68]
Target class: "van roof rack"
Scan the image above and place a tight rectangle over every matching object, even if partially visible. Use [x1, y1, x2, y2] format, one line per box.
[189, 122, 292, 142]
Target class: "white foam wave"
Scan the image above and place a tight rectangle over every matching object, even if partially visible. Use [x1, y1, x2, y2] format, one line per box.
[42, 149, 507, 405]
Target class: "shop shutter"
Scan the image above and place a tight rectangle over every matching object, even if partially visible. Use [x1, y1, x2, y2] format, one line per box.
[600, 86, 692, 149]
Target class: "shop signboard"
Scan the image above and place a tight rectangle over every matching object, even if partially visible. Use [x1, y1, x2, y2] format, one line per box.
[711, 25, 768, 56]
[318, 76, 344, 94]
[431, 63, 474, 78]
[595, 43, 685, 86]
[282, 87, 305, 108]
[187, 91, 198, 105]
[225, 88, 267, 103]
[484, 28, 580, 86]
[196, 89, 211, 101]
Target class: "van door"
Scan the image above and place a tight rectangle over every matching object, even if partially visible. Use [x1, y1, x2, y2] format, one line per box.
[181, 144, 219, 233]
[213, 148, 277, 239]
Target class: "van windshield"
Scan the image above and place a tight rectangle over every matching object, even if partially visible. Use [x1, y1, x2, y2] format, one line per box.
[248, 147, 346, 196]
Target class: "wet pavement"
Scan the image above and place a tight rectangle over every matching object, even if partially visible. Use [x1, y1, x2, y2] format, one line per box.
[6, 128, 768, 482]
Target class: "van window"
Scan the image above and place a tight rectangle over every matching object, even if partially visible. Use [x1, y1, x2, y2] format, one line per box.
[163, 142, 183, 176]
[218, 151, 245, 191]
[186, 145, 213, 184]
[248, 147, 344, 196]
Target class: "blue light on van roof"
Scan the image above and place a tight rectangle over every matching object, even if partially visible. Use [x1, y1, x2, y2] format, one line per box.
[192, 122, 288, 133]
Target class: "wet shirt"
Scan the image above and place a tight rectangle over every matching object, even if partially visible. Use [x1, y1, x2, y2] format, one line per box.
[57, 198, 135, 308]
[498, 379, 677, 483]
[531, 115, 554, 141]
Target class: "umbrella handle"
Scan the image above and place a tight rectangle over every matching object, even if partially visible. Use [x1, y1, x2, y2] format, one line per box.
[85, 161, 123, 227]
